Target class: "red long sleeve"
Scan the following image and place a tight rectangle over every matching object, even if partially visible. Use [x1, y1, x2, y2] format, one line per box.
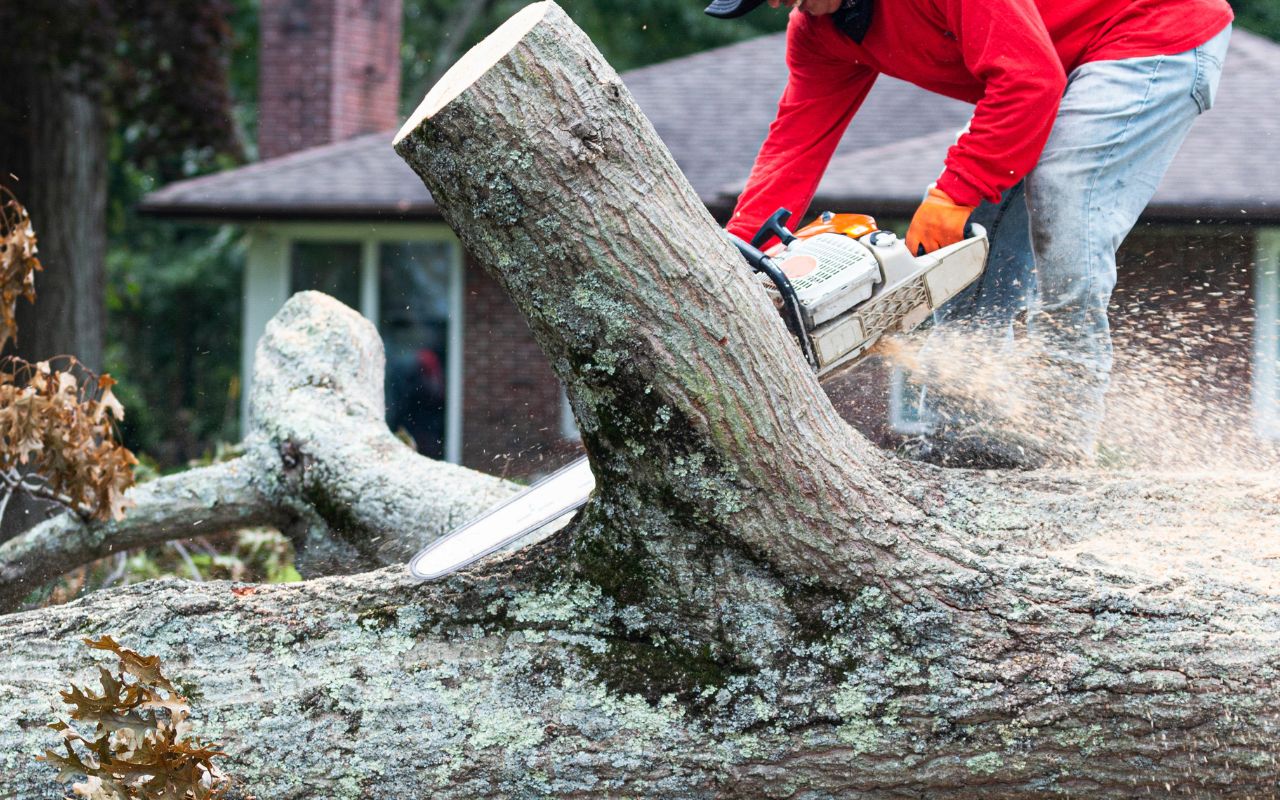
[730, 0, 1229, 229]
[933, 0, 1066, 207]
[727, 17, 877, 241]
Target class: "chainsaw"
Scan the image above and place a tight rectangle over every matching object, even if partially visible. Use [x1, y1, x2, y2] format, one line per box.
[409, 209, 989, 580]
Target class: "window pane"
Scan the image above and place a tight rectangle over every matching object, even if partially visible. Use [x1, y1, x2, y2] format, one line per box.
[290, 242, 362, 310]
[380, 242, 453, 459]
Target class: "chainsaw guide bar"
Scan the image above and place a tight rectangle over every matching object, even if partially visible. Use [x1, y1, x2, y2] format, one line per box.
[409, 457, 595, 580]
[408, 209, 989, 581]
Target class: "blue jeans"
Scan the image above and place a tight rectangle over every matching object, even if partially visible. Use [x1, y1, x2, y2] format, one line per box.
[916, 24, 1232, 459]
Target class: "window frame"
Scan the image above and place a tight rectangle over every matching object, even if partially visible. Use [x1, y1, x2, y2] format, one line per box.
[244, 222, 465, 463]
[1254, 228, 1280, 440]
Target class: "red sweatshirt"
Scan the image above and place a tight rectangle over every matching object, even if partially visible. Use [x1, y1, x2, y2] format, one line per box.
[728, 0, 1234, 239]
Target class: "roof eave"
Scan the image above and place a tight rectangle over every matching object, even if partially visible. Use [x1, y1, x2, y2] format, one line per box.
[136, 200, 444, 223]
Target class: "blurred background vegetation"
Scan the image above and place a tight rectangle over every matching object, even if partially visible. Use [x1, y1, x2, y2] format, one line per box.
[104, 0, 1278, 471]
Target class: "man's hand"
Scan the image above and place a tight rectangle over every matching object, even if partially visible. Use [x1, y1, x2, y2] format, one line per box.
[906, 187, 975, 255]
[767, 0, 843, 15]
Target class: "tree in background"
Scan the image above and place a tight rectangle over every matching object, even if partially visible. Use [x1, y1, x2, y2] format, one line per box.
[89, 0, 784, 470]
[1231, 0, 1280, 41]
[0, 189, 136, 541]
[0, 0, 241, 392]
[402, 0, 788, 108]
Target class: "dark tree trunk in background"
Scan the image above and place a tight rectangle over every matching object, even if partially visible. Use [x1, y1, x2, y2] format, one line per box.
[0, 64, 108, 542]
[0, 66, 106, 369]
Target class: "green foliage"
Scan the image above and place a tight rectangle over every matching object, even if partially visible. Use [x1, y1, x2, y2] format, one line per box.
[108, 0, 1274, 468]
[0, 1, 241, 166]
[1229, 0, 1280, 42]
[104, 220, 244, 461]
[32, 525, 301, 612]
[38, 636, 230, 800]
[400, 0, 788, 110]
[99, 0, 256, 466]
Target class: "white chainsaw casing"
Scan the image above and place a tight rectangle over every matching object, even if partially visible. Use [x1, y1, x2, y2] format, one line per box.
[759, 225, 989, 375]
[764, 233, 882, 328]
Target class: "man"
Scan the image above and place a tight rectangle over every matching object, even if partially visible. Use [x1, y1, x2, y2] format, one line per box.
[711, 0, 1232, 466]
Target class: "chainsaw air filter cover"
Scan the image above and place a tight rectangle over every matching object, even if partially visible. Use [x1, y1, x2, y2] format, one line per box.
[763, 233, 882, 329]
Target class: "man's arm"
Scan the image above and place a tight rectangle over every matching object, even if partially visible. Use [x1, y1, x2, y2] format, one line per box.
[933, 0, 1066, 208]
[906, 0, 1066, 253]
[728, 12, 877, 241]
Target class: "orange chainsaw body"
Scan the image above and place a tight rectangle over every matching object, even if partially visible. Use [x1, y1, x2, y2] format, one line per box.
[764, 212, 879, 257]
[794, 212, 878, 240]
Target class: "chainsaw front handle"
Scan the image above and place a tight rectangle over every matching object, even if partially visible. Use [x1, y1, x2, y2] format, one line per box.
[727, 232, 820, 370]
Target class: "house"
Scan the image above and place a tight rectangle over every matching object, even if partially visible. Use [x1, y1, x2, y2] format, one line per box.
[142, 0, 1280, 473]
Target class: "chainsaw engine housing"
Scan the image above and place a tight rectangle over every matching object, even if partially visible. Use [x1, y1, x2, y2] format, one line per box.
[753, 210, 989, 375]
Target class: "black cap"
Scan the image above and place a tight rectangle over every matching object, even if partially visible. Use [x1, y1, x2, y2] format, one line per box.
[704, 0, 768, 19]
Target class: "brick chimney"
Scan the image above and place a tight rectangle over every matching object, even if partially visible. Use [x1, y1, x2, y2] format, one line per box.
[258, 0, 403, 160]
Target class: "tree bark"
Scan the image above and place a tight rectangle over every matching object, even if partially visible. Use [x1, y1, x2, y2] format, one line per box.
[0, 61, 109, 544]
[0, 66, 106, 372]
[2, 3, 1280, 797]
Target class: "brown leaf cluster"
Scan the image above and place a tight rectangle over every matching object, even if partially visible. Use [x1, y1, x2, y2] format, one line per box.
[0, 357, 137, 521]
[38, 636, 230, 800]
[0, 185, 42, 350]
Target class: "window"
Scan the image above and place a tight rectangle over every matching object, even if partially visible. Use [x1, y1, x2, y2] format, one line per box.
[380, 242, 454, 459]
[253, 227, 463, 463]
[1255, 230, 1280, 439]
[290, 242, 362, 309]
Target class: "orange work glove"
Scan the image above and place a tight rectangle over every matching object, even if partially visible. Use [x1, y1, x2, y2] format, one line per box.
[905, 187, 975, 256]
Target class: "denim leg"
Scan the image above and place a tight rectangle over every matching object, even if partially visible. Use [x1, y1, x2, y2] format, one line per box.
[935, 181, 1036, 328]
[913, 181, 1035, 431]
[1023, 24, 1231, 454]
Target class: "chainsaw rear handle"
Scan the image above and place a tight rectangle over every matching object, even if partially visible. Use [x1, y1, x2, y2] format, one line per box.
[727, 232, 819, 370]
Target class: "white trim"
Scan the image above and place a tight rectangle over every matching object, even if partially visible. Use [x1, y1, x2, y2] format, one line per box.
[444, 241, 464, 464]
[240, 221, 466, 462]
[242, 228, 289, 429]
[262, 221, 461, 243]
[359, 239, 379, 323]
[1254, 228, 1280, 440]
[559, 384, 580, 440]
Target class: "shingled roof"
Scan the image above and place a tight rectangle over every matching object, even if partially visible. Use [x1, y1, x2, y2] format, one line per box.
[802, 28, 1280, 221]
[142, 28, 1280, 222]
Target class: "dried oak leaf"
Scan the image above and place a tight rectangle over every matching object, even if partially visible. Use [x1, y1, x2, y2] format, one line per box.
[37, 636, 230, 800]
[85, 636, 175, 693]
[0, 186, 41, 350]
[1, 357, 138, 521]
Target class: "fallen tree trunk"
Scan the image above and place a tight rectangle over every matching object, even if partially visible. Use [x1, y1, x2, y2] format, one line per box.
[2, 2, 1279, 797]
[0, 293, 517, 611]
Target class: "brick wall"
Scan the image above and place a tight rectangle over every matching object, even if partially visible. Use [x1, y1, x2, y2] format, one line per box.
[461, 259, 583, 479]
[1110, 225, 1256, 418]
[259, 0, 402, 160]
